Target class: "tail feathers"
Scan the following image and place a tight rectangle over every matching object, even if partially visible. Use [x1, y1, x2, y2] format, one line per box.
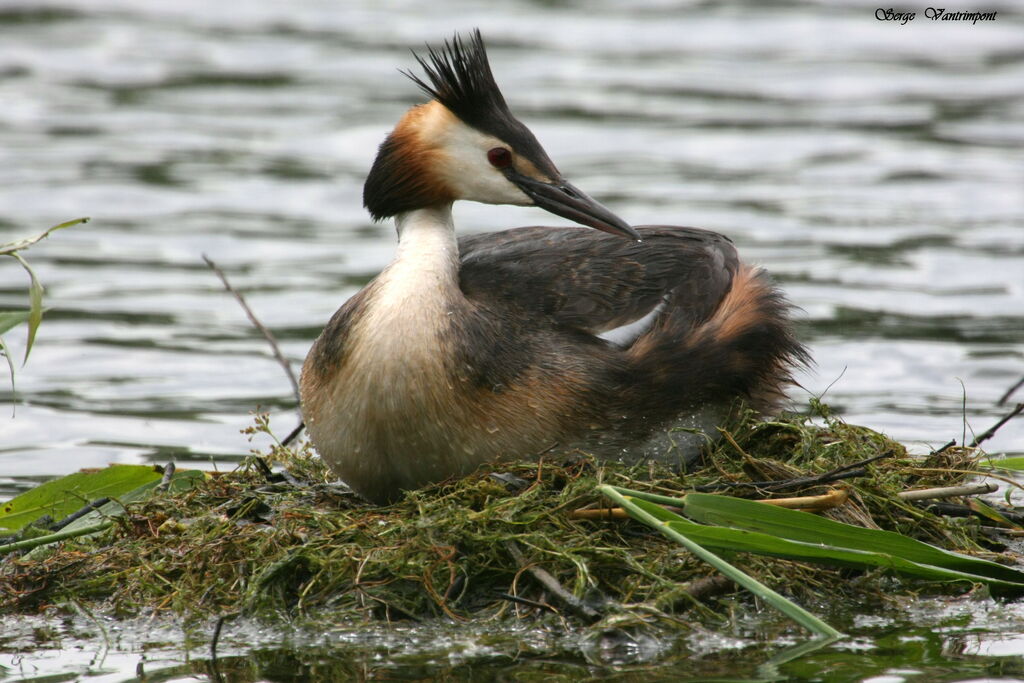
[627, 266, 809, 414]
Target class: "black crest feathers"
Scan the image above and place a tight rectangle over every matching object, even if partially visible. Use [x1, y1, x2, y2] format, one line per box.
[404, 29, 513, 132]
[362, 30, 559, 221]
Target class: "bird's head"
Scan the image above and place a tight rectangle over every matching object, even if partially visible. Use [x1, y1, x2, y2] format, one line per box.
[363, 30, 637, 239]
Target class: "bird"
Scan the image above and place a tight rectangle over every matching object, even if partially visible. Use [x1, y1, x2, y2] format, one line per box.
[299, 30, 808, 505]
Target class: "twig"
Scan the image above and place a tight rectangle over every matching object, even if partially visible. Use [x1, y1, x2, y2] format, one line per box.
[570, 488, 849, 521]
[759, 488, 849, 511]
[504, 541, 601, 621]
[898, 483, 997, 501]
[980, 527, 1024, 538]
[202, 254, 300, 406]
[970, 403, 1024, 448]
[0, 521, 112, 556]
[251, 456, 274, 481]
[570, 503, 685, 520]
[570, 507, 631, 520]
[496, 592, 556, 613]
[210, 613, 238, 663]
[50, 497, 111, 532]
[998, 375, 1024, 406]
[282, 421, 305, 447]
[695, 452, 892, 493]
[157, 462, 176, 491]
[920, 501, 1024, 527]
[680, 575, 734, 601]
[909, 466, 1024, 496]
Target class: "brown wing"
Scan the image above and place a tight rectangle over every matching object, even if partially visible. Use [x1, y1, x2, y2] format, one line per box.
[457, 225, 740, 337]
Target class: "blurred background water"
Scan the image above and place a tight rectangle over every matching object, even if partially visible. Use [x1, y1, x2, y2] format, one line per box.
[1, 0, 1023, 678]
[1, 0, 1022, 496]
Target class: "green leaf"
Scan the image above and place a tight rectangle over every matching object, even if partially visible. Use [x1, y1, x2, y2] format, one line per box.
[679, 492, 1024, 584]
[58, 469, 207, 534]
[0, 310, 30, 336]
[614, 492, 1024, 589]
[968, 498, 1022, 530]
[600, 485, 843, 638]
[8, 252, 43, 362]
[987, 457, 1024, 471]
[2, 469, 207, 558]
[0, 334, 16, 400]
[47, 216, 91, 232]
[0, 465, 165, 531]
[0, 217, 89, 256]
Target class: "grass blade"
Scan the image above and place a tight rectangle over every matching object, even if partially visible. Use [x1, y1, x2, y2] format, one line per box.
[0, 217, 89, 256]
[9, 252, 43, 362]
[0, 335, 16, 402]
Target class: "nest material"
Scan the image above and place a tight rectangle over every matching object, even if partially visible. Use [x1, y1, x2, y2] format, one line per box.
[0, 405, 990, 629]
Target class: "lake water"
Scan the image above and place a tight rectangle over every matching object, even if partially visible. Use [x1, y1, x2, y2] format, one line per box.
[1, 0, 1023, 679]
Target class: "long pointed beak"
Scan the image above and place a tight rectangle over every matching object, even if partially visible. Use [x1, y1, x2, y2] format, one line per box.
[508, 171, 640, 240]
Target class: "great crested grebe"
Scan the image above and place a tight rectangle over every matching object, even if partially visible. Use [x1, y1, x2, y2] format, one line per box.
[300, 31, 808, 504]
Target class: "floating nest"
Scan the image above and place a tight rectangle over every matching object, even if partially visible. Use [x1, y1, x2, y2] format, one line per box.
[0, 403, 1000, 633]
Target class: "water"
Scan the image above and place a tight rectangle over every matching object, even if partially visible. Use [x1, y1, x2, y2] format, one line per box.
[1, 0, 1023, 678]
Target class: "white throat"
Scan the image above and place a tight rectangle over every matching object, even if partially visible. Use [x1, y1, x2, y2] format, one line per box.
[394, 204, 459, 276]
[360, 205, 461, 348]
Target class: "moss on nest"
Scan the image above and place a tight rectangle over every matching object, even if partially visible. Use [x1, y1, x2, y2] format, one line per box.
[0, 404, 994, 631]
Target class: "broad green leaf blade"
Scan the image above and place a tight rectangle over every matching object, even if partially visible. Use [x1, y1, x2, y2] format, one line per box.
[9, 252, 43, 362]
[20, 470, 207, 560]
[600, 485, 843, 638]
[679, 492, 1024, 584]
[987, 457, 1024, 471]
[59, 469, 207, 534]
[0, 310, 30, 336]
[0, 464, 165, 531]
[624, 496, 1024, 589]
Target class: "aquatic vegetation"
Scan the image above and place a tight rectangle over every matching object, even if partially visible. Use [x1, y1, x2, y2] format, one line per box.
[0, 218, 89, 389]
[0, 405, 1013, 642]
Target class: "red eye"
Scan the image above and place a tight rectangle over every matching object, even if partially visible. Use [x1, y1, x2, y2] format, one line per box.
[487, 147, 512, 168]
